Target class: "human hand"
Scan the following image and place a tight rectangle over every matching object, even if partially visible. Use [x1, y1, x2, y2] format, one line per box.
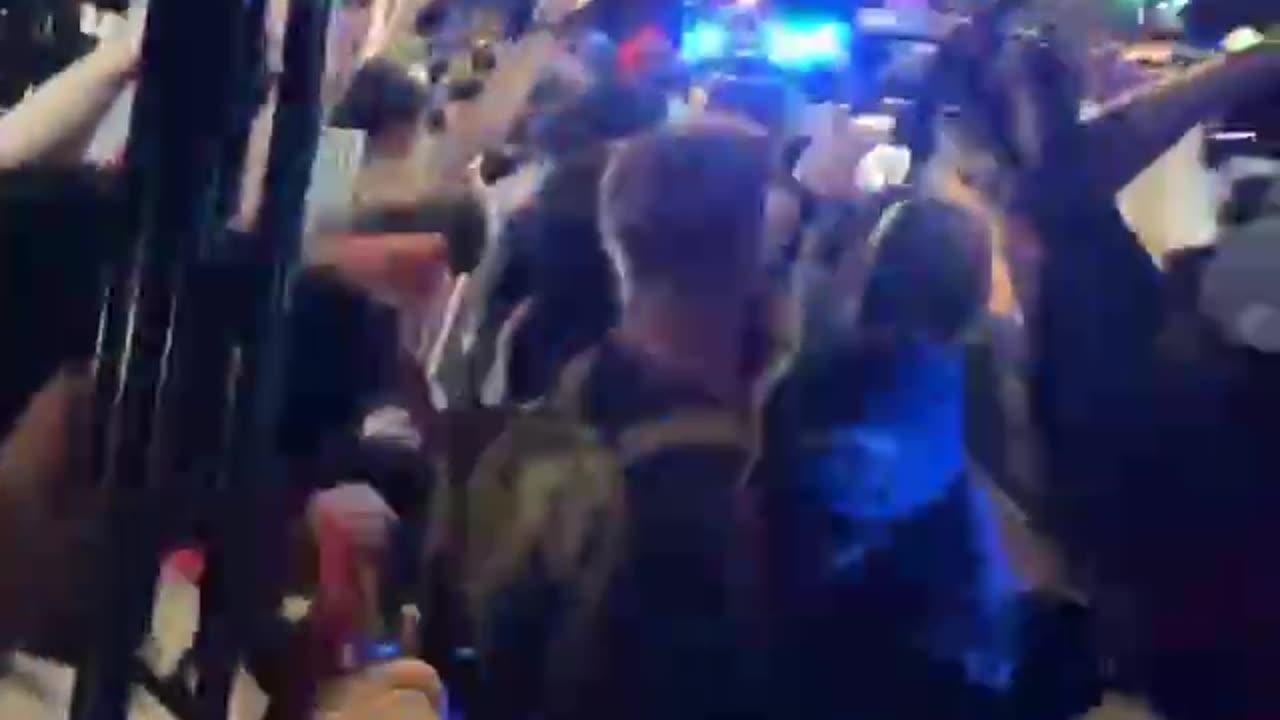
[315, 658, 446, 720]
[94, 4, 147, 80]
[308, 483, 398, 673]
[308, 482, 398, 555]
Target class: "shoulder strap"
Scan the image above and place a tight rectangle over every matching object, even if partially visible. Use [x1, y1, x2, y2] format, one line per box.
[614, 411, 751, 467]
[547, 347, 600, 419]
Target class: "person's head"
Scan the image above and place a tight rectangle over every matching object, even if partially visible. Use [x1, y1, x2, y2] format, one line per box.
[570, 30, 621, 81]
[600, 118, 772, 315]
[529, 82, 668, 158]
[860, 198, 993, 347]
[816, 195, 991, 350]
[332, 59, 430, 154]
[704, 76, 803, 151]
[617, 26, 677, 85]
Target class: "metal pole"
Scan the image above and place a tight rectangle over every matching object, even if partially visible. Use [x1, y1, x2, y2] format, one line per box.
[190, 0, 333, 717]
[70, 0, 259, 717]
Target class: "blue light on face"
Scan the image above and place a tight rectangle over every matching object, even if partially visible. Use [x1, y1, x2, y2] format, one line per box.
[763, 20, 850, 68]
[681, 22, 730, 63]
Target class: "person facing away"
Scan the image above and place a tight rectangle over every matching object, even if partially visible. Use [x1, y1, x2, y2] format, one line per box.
[577, 116, 777, 719]
[755, 193, 1046, 720]
[433, 118, 777, 720]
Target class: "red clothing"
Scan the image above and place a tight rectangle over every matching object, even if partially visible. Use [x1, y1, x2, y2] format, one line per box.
[164, 547, 205, 584]
[618, 26, 673, 78]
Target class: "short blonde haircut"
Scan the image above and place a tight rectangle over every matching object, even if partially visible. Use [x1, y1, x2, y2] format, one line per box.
[600, 119, 771, 302]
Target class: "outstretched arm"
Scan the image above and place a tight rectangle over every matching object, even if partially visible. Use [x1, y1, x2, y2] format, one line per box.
[0, 30, 140, 170]
[1084, 44, 1280, 197]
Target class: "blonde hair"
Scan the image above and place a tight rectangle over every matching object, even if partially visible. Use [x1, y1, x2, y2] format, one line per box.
[600, 120, 770, 303]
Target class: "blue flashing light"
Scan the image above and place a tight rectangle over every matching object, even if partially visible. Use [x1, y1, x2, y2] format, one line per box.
[764, 20, 850, 68]
[681, 17, 850, 68]
[681, 22, 730, 63]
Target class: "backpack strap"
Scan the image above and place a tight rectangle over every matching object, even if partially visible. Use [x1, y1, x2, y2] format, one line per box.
[547, 347, 600, 419]
[614, 411, 751, 466]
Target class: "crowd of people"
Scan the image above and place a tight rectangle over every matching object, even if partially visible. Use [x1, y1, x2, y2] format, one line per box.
[0, 0, 1278, 718]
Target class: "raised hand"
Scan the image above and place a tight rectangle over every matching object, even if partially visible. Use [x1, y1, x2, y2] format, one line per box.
[95, 4, 147, 80]
[308, 482, 398, 556]
[794, 105, 884, 199]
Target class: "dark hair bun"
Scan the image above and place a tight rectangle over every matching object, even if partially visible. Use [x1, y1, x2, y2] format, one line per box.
[331, 59, 429, 136]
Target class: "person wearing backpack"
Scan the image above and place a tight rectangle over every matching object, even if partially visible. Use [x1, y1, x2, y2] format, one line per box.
[421, 118, 777, 720]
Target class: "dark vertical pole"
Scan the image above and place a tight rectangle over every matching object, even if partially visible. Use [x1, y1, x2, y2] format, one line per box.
[70, 0, 254, 718]
[248, 0, 334, 443]
[191, 0, 334, 717]
[73, 0, 329, 712]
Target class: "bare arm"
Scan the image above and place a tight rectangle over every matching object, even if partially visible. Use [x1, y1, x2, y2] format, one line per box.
[1084, 45, 1280, 197]
[0, 35, 139, 170]
[361, 0, 404, 61]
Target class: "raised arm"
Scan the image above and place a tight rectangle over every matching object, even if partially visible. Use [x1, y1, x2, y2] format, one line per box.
[0, 30, 140, 169]
[1084, 44, 1280, 198]
[360, 0, 405, 62]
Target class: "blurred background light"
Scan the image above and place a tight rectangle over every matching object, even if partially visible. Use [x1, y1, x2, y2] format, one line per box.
[763, 20, 849, 68]
[681, 21, 729, 62]
[681, 17, 849, 68]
